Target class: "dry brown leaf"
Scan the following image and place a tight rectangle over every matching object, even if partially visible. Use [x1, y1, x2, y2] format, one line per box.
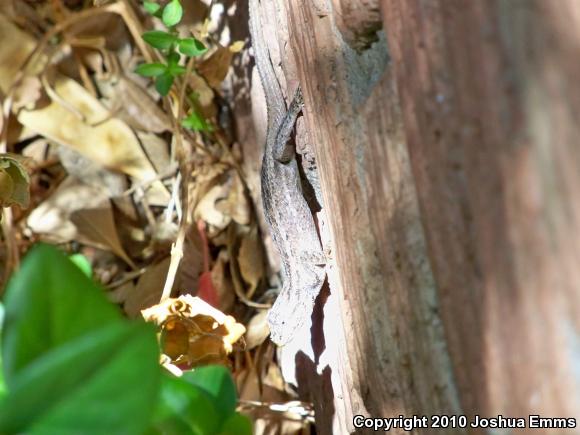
[70, 205, 135, 269]
[186, 72, 216, 118]
[27, 177, 110, 242]
[106, 280, 135, 304]
[179, 225, 205, 296]
[244, 309, 270, 350]
[12, 75, 43, 112]
[197, 46, 234, 89]
[190, 161, 228, 206]
[236, 364, 262, 402]
[0, 14, 36, 92]
[238, 226, 265, 297]
[17, 74, 169, 203]
[216, 172, 251, 225]
[142, 295, 246, 369]
[123, 257, 172, 317]
[98, 76, 171, 133]
[195, 182, 232, 230]
[210, 249, 236, 313]
[226, 224, 269, 308]
[21, 138, 49, 162]
[136, 131, 172, 174]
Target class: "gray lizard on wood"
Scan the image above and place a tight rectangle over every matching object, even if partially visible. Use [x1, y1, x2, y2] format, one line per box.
[249, 0, 326, 345]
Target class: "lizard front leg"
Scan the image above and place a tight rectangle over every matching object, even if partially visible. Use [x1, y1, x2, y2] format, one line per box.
[274, 87, 304, 164]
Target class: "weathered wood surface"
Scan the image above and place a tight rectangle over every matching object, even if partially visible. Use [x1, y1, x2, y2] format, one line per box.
[381, 0, 580, 429]
[245, 0, 580, 433]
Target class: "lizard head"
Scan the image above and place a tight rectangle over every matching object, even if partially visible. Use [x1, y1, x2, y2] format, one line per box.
[267, 278, 322, 346]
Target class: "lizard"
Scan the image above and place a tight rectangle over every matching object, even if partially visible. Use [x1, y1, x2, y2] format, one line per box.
[249, 0, 326, 345]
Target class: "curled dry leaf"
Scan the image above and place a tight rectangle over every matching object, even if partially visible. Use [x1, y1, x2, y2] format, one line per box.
[238, 226, 265, 298]
[210, 249, 236, 312]
[197, 45, 235, 89]
[12, 75, 43, 112]
[122, 257, 172, 317]
[195, 170, 251, 230]
[141, 295, 246, 369]
[70, 205, 135, 269]
[195, 181, 232, 230]
[216, 171, 251, 226]
[0, 153, 30, 208]
[27, 177, 109, 241]
[244, 309, 270, 350]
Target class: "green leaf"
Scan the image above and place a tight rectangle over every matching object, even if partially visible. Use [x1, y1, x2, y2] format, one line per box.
[166, 51, 181, 66]
[162, 0, 183, 27]
[1, 244, 122, 385]
[68, 254, 92, 279]
[155, 73, 174, 96]
[135, 62, 167, 77]
[142, 30, 177, 50]
[178, 38, 207, 57]
[143, 1, 161, 15]
[167, 64, 187, 76]
[182, 111, 212, 132]
[219, 413, 252, 435]
[182, 366, 237, 421]
[152, 372, 221, 435]
[0, 322, 160, 435]
[164, 52, 185, 76]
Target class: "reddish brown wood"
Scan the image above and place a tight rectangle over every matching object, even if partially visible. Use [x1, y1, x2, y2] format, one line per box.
[382, 0, 580, 426]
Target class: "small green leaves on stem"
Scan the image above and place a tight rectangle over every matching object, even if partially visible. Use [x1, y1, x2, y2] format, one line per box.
[139, 0, 213, 133]
[142, 30, 177, 50]
[134, 62, 167, 77]
[178, 38, 208, 57]
[143, 1, 161, 16]
[162, 0, 183, 27]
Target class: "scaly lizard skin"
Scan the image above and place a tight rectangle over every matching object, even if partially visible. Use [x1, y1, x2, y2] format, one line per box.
[249, 0, 326, 345]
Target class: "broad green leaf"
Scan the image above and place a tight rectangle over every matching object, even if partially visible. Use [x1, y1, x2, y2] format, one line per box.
[178, 38, 207, 57]
[182, 366, 237, 421]
[0, 154, 30, 208]
[2, 244, 122, 385]
[182, 111, 212, 132]
[162, 0, 183, 27]
[152, 372, 220, 435]
[155, 73, 174, 96]
[143, 1, 161, 15]
[219, 413, 252, 435]
[135, 62, 167, 77]
[68, 254, 92, 278]
[0, 321, 160, 435]
[142, 30, 176, 50]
